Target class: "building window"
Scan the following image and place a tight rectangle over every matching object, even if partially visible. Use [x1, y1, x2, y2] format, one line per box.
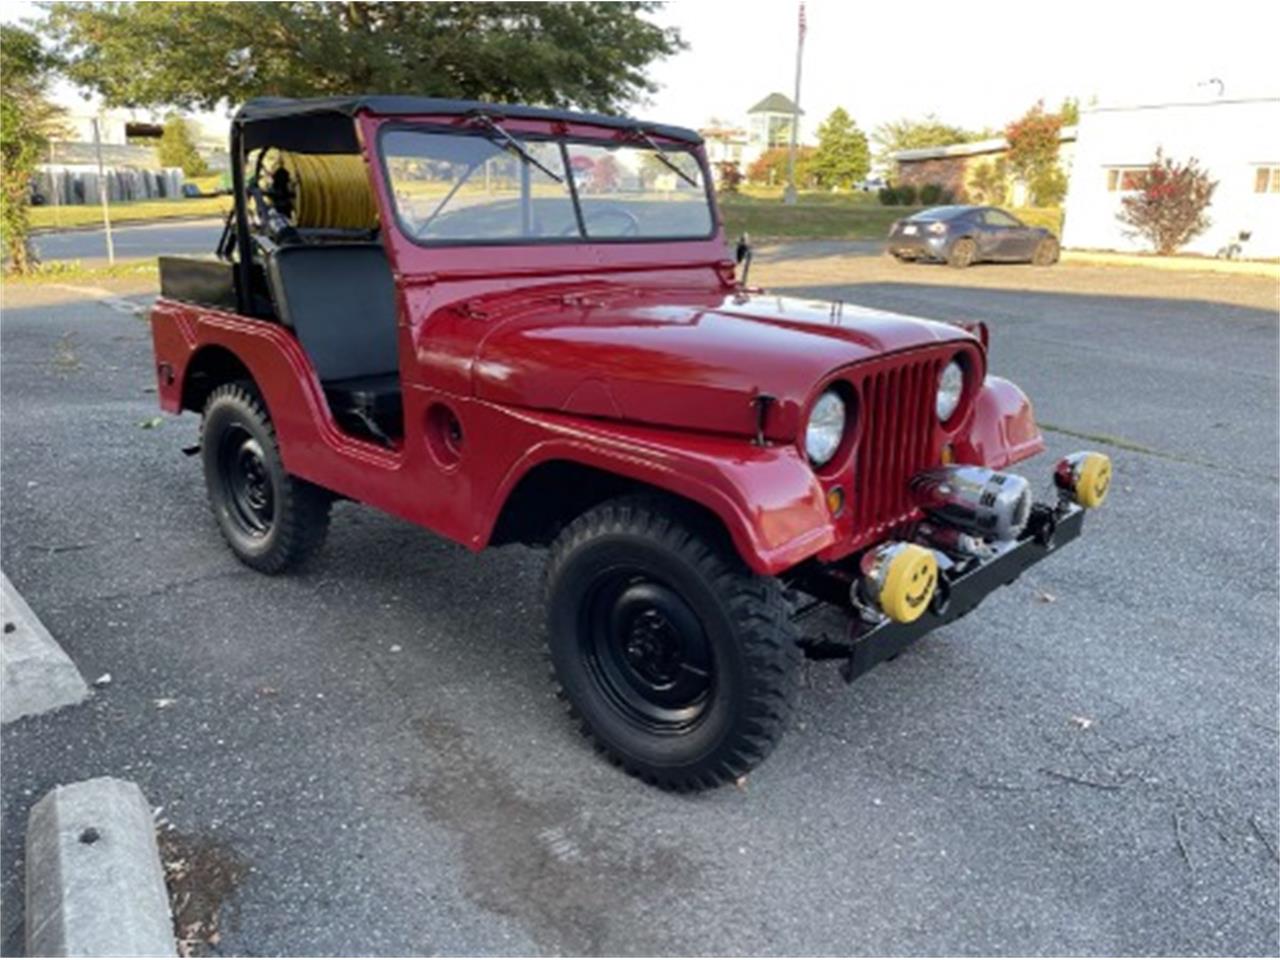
[1254, 166, 1280, 193]
[1105, 167, 1148, 192]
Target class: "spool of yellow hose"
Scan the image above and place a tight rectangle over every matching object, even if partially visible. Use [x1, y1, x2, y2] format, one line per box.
[264, 150, 378, 231]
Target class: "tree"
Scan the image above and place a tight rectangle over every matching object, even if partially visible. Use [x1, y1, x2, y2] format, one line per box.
[810, 108, 870, 190]
[1059, 97, 1080, 127]
[42, 3, 684, 114]
[158, 115, 209, 177]
[1117, 150, 1217, 255]
[872, 114, 988, 165]
[747, 147, 816, 188]
[1, 25, 63, 274]
[967, 158, 1009, 206]
[1005, 101, 1065, 207]
[715, 161, 743, 194]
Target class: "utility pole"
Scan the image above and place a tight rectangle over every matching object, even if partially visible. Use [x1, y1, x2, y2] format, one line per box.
[783, 2, 807, 205]
[92, 116, 115, 264]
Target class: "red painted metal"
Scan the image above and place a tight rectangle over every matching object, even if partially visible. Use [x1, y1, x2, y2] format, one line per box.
[150, 106, 1045, 577]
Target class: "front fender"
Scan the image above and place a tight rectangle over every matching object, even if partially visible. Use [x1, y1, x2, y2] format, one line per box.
[952, 375, 1045, 469]
[481, 407, 837, 576]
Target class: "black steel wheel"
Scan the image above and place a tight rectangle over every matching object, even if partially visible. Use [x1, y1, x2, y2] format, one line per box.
[201, 382, 331, 574]
[948, 237, 977, 268]
[545, 496, 801, 790]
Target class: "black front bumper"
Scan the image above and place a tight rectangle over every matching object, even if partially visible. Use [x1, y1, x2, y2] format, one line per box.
[803, 503, 1085, 681]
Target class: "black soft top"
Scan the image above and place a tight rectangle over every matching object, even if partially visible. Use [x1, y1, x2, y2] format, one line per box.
[234, 96, 702, 153]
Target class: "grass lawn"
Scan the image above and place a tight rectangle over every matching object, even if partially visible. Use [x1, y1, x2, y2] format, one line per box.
[30, 195, 231, 231]
[718, 193, 1064, 241]
[7, 257, 159, 284]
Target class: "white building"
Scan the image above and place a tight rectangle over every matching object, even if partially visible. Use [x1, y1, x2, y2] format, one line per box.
[700, 92, 805, 184]
[1062, 95, 1280, 258]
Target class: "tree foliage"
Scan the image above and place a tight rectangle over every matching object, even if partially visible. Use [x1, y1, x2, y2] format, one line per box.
[1117, 150, 1217, 255]
[810, 108, 870, 190]
[41, 2, 684, 114]
[967, 158, 1009, 206]
[158, 115, 209, 177]
[1, 25, 63, 274]
[872, 114, 987, 164]
[746, 146, 817, 188]
[1005, 101, 1068, 207]
[715, 161, 743, 194]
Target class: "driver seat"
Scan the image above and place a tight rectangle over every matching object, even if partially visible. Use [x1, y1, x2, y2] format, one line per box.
[265, 243, 403, 442]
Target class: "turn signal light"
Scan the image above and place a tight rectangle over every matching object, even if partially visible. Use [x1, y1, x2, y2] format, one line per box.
[1054, 451, 1112, 508]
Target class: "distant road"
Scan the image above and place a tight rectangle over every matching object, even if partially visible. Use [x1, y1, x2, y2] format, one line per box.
[33, 218, 223, 263]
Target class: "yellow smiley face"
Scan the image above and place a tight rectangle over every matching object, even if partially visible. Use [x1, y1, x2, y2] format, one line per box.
[1075, 453, 1112, 509]
[879, 545, 938, 624]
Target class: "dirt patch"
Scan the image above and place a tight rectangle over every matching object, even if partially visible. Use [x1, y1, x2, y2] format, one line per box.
[157, 828, 249, 957]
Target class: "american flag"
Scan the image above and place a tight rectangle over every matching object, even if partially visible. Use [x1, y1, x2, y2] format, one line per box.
[798, 2, 807, 40]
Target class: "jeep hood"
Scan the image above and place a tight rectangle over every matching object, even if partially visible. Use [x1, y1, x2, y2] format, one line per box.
[472, 288, 976, 441]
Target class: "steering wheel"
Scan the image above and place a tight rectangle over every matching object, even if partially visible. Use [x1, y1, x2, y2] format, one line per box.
[562, 205, 642, 238]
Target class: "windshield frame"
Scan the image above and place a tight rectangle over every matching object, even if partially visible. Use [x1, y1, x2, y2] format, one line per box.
[375, 121, 719, 249]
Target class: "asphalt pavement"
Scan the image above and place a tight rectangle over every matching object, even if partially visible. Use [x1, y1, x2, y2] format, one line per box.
[32, 219, 223, 264]
[1, 254, 1277, 955]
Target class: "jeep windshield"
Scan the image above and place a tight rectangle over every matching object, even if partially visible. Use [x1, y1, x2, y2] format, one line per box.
[380, 127, 714, 244]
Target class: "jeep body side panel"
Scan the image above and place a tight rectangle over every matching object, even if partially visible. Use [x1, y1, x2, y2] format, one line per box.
[151, 299, 835, 574]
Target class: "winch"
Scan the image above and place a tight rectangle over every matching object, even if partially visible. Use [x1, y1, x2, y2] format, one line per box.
[911, 465, 1032, 542]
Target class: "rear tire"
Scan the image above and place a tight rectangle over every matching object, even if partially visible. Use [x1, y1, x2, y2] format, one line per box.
[947, 237, 977, 268]
[1032, 237, 1060, 266]
[201, 382, 331, 574]
[545, 496, 801, 790]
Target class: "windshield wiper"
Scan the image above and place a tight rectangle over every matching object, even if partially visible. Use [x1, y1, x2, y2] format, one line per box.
[631, 127, 699, 189]
[469, 113, 563, 183]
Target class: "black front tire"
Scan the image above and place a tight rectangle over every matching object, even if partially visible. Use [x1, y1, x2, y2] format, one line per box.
[201, 382, 331, 574]
[545, 496, 801, 790]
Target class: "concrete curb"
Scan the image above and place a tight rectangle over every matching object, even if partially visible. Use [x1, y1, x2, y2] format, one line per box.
[26, 777, 176, 957]
[1, 572, 89, 724]
[1063, 249, 1280, 277]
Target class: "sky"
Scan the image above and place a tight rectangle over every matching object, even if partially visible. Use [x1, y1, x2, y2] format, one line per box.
[6, 0, 1279, 140]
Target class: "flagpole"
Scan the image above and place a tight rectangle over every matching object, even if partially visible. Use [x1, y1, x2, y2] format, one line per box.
[783, 2, 806, 206]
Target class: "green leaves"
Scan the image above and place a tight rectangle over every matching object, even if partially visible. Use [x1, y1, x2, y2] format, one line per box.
[41, 2, 684, 114]
[810, 107, 870, 190]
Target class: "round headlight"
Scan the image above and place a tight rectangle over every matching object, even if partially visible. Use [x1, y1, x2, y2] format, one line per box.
[936, 360, 964, 422]
[806, 390, 846, 466]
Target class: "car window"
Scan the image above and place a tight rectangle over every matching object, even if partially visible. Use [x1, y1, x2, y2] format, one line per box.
[982, 209, 1022, 227]
[381, 128, 714, 244]
[565, 143, 713, 239]
[381, 130, 577, 242]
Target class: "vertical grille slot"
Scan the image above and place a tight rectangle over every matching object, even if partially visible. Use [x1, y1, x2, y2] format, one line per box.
[850, 355, 941, 542]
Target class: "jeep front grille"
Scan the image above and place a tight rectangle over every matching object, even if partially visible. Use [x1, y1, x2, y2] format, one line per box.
[848, 354, 945, 543]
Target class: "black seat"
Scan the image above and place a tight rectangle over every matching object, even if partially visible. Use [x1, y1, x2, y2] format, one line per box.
[265, 243, 403, 442]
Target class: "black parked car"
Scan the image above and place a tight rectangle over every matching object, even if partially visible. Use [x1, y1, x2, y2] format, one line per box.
[887, 205, 1059, 268]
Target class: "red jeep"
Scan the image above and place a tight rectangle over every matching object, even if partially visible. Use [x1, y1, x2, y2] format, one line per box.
[150, 96, 1111, 789]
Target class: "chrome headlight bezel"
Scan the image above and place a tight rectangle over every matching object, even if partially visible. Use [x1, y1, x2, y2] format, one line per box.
[805, 389, 846, 467]
[936, 358, 965, 423]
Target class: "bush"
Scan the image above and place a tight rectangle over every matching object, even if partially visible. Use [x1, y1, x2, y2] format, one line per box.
[919, 182, 944, 205]
[896, 183, 918, 206]
[878, 186, 899, 205]
[1029, 166, 1067, 207]
[968, 158, 1008, 206]
[1117, 150, 1217, 255]
[715, 161, 743, 194]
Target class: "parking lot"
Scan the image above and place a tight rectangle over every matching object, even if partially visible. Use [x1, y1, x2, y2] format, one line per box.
[2, 248, 1277, 955]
